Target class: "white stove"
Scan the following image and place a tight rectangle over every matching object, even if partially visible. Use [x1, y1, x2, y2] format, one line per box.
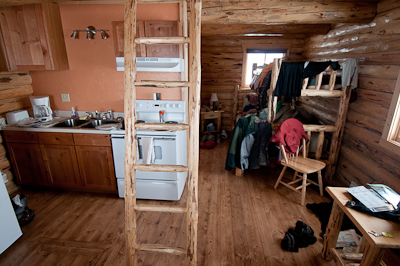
[111, 100, 187, 200]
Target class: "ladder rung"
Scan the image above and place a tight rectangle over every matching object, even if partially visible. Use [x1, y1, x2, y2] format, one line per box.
[137, 244, 185, 256]
[136, 123, 189, 131]
[135, 164, 188, 172]
[135, 37, 190, 45]
[135, 81, 190, 88]
[135, 204, 187, 213]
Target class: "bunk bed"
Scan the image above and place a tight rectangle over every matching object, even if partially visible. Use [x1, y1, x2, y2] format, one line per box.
[231, 58, 352, 180]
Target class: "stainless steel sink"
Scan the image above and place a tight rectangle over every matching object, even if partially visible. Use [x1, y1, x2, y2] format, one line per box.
[53, 118, 89, 128]
[81, 120, 120, 128]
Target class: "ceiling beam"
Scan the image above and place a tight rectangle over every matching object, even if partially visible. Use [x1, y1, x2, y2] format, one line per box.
[202, 24, 331, 36]
[201, 1, 377, 24]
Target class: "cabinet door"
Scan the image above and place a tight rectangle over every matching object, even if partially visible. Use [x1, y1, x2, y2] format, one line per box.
[145, 21, 179, 58]
[6, 143, 47, 186]
[40, 144, 81, 188]
[0, 4, 51, 71]
[112, 21, 146, 57]
[0, 3, 68, 71]
[75, 146, 117, 192]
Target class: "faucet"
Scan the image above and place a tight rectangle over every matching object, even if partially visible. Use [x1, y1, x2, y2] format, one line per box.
[107, 110, 113, 120]
[102, 113, 107, 120]
[94, 110, 99, 119]
[86, 112, 92, 119]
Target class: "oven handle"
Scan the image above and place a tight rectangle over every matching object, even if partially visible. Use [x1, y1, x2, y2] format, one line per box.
[111, 135, 125, 139]
[138, 137, 175, 141]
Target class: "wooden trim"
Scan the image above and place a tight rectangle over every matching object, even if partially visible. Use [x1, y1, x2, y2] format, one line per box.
[135, 204, 186, 213]
[134, 164, 188, 172]
[124, 0, 138, 265]
[135, 122, 189, 131]
[380, 70, 400, 156]
[301, 90, 343, 97]
[135, 36, 190, 44]
[137, 244, 185, 255]
[135, 80, 190, 87]
[232, 84, 239, 128]
[187, 0, 201, 264]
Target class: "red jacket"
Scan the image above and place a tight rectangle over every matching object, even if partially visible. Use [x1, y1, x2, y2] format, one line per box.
[269, 118, 308, 155]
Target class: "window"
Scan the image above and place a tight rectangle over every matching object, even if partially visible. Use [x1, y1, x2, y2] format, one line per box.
[241, 45, 288, 88]
[380, 70, 400, 155]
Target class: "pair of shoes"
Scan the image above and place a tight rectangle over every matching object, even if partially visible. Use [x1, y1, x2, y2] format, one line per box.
[281, 221, 316, 252]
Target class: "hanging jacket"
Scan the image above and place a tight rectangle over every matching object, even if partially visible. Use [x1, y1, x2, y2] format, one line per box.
[269, 118, 308, 155]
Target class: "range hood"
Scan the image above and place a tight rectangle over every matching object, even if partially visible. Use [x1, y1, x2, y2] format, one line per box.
[116, 57, 184, 72]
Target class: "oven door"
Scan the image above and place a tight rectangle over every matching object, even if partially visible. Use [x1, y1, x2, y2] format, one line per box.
[137, 136, 179, 181]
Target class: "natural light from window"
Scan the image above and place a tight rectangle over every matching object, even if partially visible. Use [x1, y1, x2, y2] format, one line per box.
[245, 53, 285, 85]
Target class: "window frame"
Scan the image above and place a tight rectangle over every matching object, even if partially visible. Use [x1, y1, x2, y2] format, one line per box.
[380, 70, 400, 156]
[241, 44, 290, 88]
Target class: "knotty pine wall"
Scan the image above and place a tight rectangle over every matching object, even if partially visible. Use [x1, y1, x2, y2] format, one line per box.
[301, 0, 400, 192]
[0, 72, 33, 194]
[201, 36, 304, 131]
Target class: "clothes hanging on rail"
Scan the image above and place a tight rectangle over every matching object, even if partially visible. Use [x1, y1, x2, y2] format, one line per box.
[341, 58, 359, 88]
[248, 121, 272, 170]
[269, 118, 308, 155]
[257, 71, 272, 110]
[240, 134, 255, 171]
[302, 61, 332, 78]
[275, 62, 305, 97]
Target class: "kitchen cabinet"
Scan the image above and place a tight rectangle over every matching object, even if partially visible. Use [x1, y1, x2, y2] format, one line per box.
[0, 2, 68, 71]
[38, 132, 81, 189]
[111, 20, 179, 58]
[3, 131, 117, 193]
[74, 134, 116, 192]
[3, 131, 47, 186]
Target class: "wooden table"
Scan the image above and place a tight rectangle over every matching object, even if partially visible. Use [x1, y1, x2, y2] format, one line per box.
[200, 110, 224, 133]
[323, 187, 400, 266]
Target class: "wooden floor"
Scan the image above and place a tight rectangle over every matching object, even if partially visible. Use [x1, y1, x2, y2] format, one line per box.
[0, 140, 348, 266]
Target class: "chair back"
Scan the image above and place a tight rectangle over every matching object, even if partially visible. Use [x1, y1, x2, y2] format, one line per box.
[280, 138, 307, 164]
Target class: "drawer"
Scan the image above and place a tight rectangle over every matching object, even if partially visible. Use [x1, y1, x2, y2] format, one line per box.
[73, 133, 111, 146]
[203, 112, 219, 119]
[3, 131, 38, 143]
[37, 132, 74, 145]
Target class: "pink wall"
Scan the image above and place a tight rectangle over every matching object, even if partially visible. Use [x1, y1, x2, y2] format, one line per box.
[31, 4, 181, 113]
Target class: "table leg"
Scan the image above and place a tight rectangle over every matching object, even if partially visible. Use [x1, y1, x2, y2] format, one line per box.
[360, 243, 385, 266]
[322, 201, 344, 260]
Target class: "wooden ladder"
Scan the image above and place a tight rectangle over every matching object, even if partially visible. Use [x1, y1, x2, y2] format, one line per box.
[124, 0, 201, 265]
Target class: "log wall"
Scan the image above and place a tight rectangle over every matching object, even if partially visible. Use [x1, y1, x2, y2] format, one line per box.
[301, 0, 400, 192]
[0, 71, 33, 194]
[201, 36, 304, 131]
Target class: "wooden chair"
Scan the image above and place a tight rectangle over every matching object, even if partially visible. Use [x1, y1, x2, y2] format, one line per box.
[274, 138, 326, 206]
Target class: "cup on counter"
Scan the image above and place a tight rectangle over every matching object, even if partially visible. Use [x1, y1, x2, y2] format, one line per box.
[153, 93, 160, 100]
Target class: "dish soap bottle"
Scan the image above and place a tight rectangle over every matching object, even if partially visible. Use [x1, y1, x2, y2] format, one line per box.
[71, 107, 77, 118]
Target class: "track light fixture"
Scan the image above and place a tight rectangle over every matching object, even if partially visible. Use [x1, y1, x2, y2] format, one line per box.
[70, 26, 109, 40]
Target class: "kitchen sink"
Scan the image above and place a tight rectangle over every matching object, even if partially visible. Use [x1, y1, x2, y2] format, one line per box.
[53, 118, 89, 128]
[80, 119, 120, 128]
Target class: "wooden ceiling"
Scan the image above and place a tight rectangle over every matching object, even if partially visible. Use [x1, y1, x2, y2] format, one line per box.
[0, 0, 378, 37]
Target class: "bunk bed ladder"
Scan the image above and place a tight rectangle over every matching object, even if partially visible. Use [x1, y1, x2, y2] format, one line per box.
[124, 0, 201, 265]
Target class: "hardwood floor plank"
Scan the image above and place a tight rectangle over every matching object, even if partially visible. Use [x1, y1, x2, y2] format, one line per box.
[0, 140, 352, 266]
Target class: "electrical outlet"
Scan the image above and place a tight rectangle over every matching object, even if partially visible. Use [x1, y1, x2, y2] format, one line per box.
[61, 94, 70, 102]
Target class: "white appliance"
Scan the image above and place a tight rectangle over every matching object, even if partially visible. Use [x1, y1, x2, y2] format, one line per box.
[29, 96, 53, 122]
[5, 110, 29, 126]
[111, 100, 187, 201]
[0, 180, 22, 254]
[116, 57, 184, 72]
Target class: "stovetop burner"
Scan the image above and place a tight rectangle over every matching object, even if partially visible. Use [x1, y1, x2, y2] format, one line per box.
[165, 121, 178, 124]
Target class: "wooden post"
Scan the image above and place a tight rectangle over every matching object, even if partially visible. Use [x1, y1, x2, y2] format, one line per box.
[325, 86, 351, 180]
[267, 58, 281, 123]
[124, 0, 138, 265]
[322, 201, 344, 260]
[315, 131, 325, 160]
[187, 0, 201, 265]
[232, 84, 239, 129]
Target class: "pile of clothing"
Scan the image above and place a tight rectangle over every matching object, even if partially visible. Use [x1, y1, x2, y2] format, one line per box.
[281, 221, 317, 252]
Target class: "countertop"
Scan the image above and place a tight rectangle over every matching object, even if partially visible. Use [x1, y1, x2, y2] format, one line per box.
[1, 117, 123, 135]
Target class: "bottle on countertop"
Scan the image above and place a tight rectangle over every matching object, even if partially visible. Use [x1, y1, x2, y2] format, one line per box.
[71, 107, 77, 118]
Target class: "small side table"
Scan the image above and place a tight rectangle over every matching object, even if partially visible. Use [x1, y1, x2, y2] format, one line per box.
[200, 111, 224, 133]
[323, 187, 400, 266]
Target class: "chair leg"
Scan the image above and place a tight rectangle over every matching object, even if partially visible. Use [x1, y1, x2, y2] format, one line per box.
[318, 170, 324, 196]
[293, 171, 298, 181]
[301, 173, 307, 206]
[274, 166, 287, 189]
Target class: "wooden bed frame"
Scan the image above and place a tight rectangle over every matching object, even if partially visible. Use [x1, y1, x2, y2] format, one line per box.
[233, 58, 351, 180]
